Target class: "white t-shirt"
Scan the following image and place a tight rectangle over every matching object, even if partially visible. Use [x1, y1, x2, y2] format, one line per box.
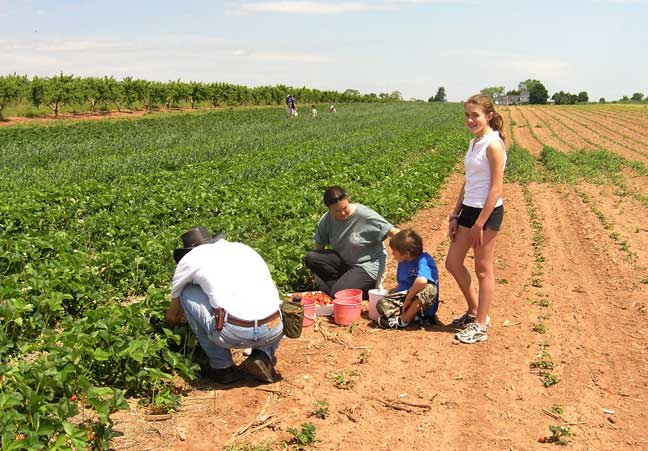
[463, 130, 507, 208]
[171, 240, 281, 320]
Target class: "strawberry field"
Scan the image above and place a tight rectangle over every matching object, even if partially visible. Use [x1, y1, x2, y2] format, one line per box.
[0, 103, 468, 449]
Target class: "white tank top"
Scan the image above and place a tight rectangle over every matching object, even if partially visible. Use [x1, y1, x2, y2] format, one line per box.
[463, 130, 506, 208]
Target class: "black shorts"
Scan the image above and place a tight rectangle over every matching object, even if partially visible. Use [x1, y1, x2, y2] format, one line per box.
[458, 204, 504, 231]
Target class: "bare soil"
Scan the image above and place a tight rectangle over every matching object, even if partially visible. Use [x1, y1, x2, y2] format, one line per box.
[534, 108, 648, 164]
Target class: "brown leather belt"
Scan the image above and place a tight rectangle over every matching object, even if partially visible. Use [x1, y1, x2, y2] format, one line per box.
[226, 310, 281, 328]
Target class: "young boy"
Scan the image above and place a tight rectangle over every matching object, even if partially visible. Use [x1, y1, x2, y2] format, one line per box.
[378, 229, 439, 329]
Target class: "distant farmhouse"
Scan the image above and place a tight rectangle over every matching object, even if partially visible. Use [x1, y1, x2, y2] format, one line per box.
[496, 83, 530, 105]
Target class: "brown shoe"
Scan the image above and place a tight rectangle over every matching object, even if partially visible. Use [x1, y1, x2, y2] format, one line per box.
[240, 350, 275, 383]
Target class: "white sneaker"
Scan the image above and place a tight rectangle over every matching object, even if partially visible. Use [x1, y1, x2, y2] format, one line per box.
[455, 322, 488, 344]
[450, 312, 490, 329]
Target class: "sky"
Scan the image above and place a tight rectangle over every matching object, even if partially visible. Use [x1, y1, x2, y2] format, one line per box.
[0, 0, 647, 101]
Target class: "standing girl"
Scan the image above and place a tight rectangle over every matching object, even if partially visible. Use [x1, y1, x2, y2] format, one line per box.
[445, 95, 507, 344]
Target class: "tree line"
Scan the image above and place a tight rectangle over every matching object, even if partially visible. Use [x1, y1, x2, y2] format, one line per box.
[0, 73, 397, 120]
[480, 80, 647, 105]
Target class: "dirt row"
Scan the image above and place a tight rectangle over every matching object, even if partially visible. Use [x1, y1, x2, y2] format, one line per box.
[532, 108, 648, 164]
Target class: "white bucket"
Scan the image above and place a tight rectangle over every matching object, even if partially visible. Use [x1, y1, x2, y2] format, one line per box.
[368, 288, 388, 321]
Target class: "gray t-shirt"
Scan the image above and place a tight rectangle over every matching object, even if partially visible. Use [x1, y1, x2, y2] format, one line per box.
[314, 203, 393, 279]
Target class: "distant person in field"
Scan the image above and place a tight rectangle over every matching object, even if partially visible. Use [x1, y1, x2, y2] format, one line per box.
[165, 226, 283, 385]
[286, 94, 297, 117]
[305, 186, 400, 299]
[376, 229, 440, 329]
[311, 104, 318, 117]
[446, 94, 507, 344]
[329, 104, 337, 113]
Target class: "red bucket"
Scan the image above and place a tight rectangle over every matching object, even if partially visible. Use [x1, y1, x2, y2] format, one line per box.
[334, 288, 362, 302]
[302, 297, 316, 327]
[333, 297, 362, 325]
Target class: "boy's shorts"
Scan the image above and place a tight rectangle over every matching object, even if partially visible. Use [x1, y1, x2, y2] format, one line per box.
[376, 284, 438, 318]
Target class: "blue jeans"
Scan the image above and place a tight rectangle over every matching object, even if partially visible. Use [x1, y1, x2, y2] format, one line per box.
[180, 284, 284, 369]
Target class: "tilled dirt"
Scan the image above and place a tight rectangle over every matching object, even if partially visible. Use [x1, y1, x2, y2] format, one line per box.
[524, 107, 589, 151]
[110, 107, 648, 450]
[505, 107, 545, 156]
[535, 108, 648, 164]
[574, 110, 648, 146]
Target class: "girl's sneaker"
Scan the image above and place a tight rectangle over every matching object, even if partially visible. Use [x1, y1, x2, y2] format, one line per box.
[450, 311, 476, 329]
[450, 312, 491, 329]
[455, 322, 488, 344]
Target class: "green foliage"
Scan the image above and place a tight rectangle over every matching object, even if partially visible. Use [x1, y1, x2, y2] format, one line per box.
[540, 147, 647, 185]
[0, 74, 28, 120]
[531, 351, 554, 370]
[2, 74, 396, 119]
[431, 86, 447, 102]
[531, 298, 551, 307]
[311, 400, 330, 419]
[543, 373, 560, 387]
[287, 422, 317, 448]
[505, 144, 544, 184]
[480, 86, 505, 100]
[548, 425, 571, 445]
[533, 322, 547, 334]
[333, 370, 360, 389]
[550, 404, 564, 415]
[529, 82, 549, 105]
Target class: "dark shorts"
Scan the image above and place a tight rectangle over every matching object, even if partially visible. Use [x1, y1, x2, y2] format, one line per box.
[458, 204, 504, 231]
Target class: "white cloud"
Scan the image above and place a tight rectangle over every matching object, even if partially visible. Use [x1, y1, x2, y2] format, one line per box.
[232, 49, 248, 56]
[229, 1, 393, 15]
[227, 0, 466, 15]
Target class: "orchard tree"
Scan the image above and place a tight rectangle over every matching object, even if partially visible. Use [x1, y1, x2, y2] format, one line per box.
[480, 86, 505, 100]
[631, 92, 644, 102]
[102, 76, 124, 111]
[42, 73, 77, 117]
[433, 86, 447, 102]
[121, 76, 139, 109]
[29, 75, 47, 109]
[188, 81, 207, 108]
[165, 80, 189, 109]
[0, 73, 28, 121]
[76, 77, 105, 113]
[390, 90, 403, 101]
